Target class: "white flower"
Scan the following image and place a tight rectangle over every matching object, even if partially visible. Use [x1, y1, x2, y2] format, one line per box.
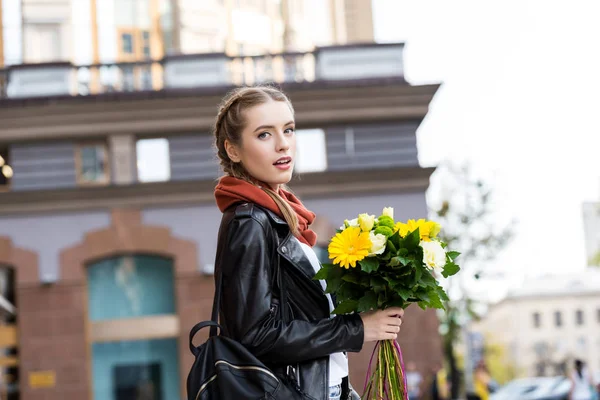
[358, 213, 376, 231]
[382, 207, 394, 220]
[340, 218, 359, 230]
[369, 232, 387, 256]
[421, 240, 446, 269]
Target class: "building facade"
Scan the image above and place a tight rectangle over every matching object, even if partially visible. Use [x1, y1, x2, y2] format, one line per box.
[583, 202, 600, 267]
[472, 269, 600, 378]
[2, 0, 374, 67]
[0, 5, 441, 400]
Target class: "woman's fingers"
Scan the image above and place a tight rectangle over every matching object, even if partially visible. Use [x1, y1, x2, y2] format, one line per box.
[386, 316, 403, 326]
[384, 325, 401, 334]
[385, 307, 405, 318]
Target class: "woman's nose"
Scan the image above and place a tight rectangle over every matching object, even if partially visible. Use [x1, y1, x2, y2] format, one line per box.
[277, 133, 290, 151]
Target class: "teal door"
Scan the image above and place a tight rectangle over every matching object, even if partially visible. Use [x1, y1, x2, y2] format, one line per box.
[88, 255, 181, 400]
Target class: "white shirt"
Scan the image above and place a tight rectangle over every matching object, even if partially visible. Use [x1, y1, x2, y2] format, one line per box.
[295, 237, 348, 387]
[571, 369, 594, 400]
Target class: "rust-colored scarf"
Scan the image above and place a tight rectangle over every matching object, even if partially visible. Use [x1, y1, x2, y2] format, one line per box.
[214, 176, 317, 247]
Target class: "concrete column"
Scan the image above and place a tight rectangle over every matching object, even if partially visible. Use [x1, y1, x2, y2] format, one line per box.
[109, 134, 136, 185]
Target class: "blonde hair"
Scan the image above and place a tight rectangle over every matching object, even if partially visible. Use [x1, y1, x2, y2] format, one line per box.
[214, 85, 299, 234]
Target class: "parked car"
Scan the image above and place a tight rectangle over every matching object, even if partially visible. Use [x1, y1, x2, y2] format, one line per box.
[490, 376, 570, 400]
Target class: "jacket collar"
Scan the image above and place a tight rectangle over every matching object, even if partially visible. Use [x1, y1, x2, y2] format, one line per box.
[261, 207, 287, 225]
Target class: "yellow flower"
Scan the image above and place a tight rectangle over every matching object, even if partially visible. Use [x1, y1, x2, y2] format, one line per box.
[328, 227, 372, 269]
[358, 213, 376, 231]
[394, 219, 442, 241]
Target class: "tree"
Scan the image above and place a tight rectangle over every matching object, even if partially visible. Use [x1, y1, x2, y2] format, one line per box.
[428, 161, 514, 399]
[485, 334, 521, 384]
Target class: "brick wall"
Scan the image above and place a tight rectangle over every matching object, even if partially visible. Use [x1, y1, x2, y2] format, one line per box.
[18, 284, 89, 400]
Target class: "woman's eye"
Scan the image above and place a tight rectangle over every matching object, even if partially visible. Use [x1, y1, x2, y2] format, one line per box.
[284, 128, 295, 135]
[258, 132, 270, 139]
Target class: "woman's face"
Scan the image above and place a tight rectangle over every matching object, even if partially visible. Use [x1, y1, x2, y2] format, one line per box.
[226, 100, 296, 190]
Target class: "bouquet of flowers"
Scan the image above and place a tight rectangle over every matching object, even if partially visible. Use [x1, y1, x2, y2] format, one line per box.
[313, 207, 460, 400]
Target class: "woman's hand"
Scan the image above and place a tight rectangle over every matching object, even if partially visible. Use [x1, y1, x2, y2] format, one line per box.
[359, 307, 404, 343]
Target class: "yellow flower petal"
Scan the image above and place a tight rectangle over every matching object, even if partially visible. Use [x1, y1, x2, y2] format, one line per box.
[328, 227, 372, 268]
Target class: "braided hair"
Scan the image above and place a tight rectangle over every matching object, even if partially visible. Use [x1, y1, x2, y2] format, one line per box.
[213, 85, 300, 234]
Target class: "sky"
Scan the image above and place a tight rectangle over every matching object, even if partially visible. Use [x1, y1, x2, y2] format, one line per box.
[372, 0, 600, 301]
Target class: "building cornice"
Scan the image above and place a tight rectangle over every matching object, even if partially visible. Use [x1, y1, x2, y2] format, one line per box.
[0, 80, 439, 143]
[0, 166, 434, 216]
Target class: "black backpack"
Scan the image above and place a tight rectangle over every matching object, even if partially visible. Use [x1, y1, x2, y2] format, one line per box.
[186, 245, 308, 400]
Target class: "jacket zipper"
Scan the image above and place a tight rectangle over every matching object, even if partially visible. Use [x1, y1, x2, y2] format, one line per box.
[196, 360, 279, 399]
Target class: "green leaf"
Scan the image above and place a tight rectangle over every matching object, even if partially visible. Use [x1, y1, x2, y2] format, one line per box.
[389, 230, 401, 249]
[402, 228, 421, 250]
[370, 276, 388, 293]
[358, 291, 379, 312]
[337, 282, 358, 301]
[442, 262, 461, 278]
[341, 274, 360, 284]
[325, 275, 343, 293]
[313, 266, 330, 281]
[313, 263, 339, 281]
[418, 301, 428, 310]
[360, 275, 371, 286]
[387, 297, 406, 309]
[359, 257, 379, 273]
[438, 287, 450, 302]
[419, 270, 438, 288]
[414, 264, 423, 282]
[391, 255, 411, 267]
[426, 291, 444, 309]
[395, 287, 412, 301]
[447, 251, 461, 261]
[332, 300, 359, 315]
[377, 292, 386, 308]
[416, 290, 430, 303]
[386, 239, 397, 254]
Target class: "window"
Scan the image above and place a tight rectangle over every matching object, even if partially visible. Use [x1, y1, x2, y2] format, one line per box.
[141, 31, 151, 58]
[24, 23, 62, 63]
[76, 143, 109, 185]
[576, 309, 584, 325]
[532, 312, 541, 328]
[136, 138, 170, 182]
[121, 33, 134, 54]
[295, 129, 327, 173]
[0, 147, 12, 190]
[554, 311, 562, 327]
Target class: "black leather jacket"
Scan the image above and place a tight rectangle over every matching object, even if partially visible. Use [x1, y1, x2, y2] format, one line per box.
[215, 202, 364, 400]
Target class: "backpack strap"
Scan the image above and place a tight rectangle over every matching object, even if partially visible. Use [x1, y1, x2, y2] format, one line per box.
[189, 320, 220, 356]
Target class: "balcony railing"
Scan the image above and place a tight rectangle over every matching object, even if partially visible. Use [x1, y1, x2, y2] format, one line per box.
[0, 43, 405, 100]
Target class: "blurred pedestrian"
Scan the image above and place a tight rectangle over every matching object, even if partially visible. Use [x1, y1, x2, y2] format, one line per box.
[570, 359, 595, 400]
[406, 361, 423, 400]
[473, 360, 491, 400]
[430, 362, 450, 400]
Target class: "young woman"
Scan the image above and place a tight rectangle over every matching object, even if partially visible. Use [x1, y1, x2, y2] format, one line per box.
[212, 85, 405, 400]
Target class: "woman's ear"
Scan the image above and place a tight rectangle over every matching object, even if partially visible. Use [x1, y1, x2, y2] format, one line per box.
[224, 139, 241, 163]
